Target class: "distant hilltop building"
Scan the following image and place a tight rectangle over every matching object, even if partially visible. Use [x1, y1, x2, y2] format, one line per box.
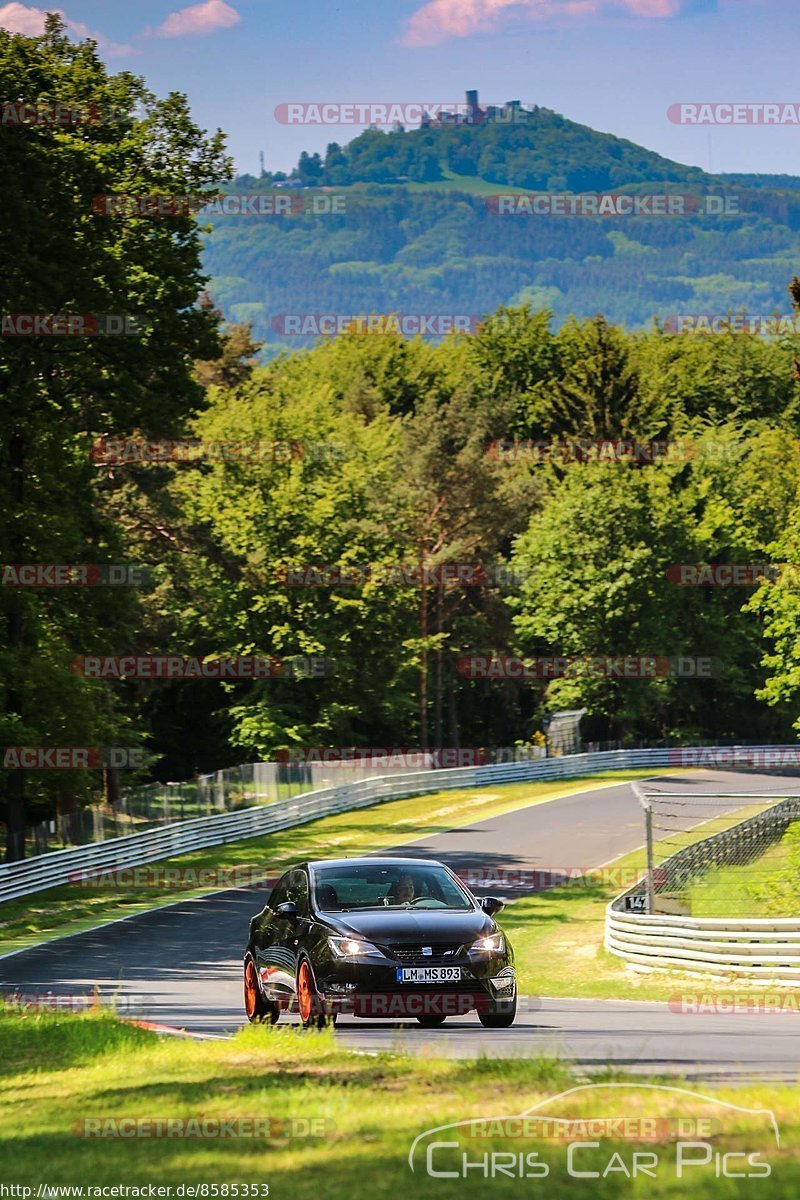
[420, 90, 531, 128]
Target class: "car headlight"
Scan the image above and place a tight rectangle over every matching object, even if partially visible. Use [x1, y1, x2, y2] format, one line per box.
[328, 936, 384, 958]
[470, 933, 505, 954]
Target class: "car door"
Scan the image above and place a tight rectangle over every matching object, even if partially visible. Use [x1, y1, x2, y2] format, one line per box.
[256, 868, 312, 1002]
[253, 872, 295, 1001]
[281, 868, 312, 999]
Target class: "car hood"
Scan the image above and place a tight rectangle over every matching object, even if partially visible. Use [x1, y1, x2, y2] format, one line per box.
[322, 908, 494, 944]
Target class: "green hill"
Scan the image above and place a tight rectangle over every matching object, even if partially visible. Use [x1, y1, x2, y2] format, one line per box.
[200, 103, 800, 352]
[269, 104, 712, 191]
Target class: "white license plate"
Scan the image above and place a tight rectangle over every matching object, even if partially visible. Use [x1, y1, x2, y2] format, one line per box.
[396, 966, 462, 984]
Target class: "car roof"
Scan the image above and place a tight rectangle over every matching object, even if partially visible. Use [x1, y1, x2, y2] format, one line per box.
[306, 856, 446, 870]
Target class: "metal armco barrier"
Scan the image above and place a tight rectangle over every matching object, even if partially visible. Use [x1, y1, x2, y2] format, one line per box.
[605, 906, 800, 979]
[606, 789, 800, 978]
[2, 744, 799, 916]
[0, 745, 684, 904]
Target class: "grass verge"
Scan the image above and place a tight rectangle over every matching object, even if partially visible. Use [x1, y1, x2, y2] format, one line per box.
[0, 1007, 794, 1197]
[686, 822, 800, 918]
[0, 770, 659, 955]
[505, 801, 793, 1001]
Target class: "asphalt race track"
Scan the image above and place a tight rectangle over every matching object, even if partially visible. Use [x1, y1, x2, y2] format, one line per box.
[3, 769, 800, 1081]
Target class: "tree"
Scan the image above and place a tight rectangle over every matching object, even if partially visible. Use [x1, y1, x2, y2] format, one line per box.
[746, 279, 800, 728]
[386, 385, 533, 747]
[158, 358, 416, 760]
[510, 435, 798, 743]
[295, 151, 322, 184]
[0, 16, 230, 857]
[527, 315, 669, 443]
[194, 294, 263, 389]
[464, 305, 557, 436]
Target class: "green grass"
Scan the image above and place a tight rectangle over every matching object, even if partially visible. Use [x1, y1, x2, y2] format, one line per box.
[341, 169, 522, 197]
[0, 770, 659, 955]
[686, 821, 800, 918]
[504, 801, 787, 1001]
[0, 1007, 795, 1197]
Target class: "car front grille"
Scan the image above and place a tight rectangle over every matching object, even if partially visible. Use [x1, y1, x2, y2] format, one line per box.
[389, 943, 463, 964]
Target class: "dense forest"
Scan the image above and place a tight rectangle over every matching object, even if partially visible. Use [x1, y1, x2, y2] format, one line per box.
[6, 20, 800, 858]
[205, 99, 800, 349]
[203, 180, 800, 350]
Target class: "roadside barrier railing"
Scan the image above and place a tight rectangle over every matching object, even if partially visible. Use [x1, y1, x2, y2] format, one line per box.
[5, 742, 800, 961]
[606, 790, 800, 978]
[0, 745, 680, 904]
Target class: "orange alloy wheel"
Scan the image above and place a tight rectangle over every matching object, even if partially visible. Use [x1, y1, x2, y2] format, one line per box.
[244, 958, 259, 1018]
[298, 961, 314, 1023]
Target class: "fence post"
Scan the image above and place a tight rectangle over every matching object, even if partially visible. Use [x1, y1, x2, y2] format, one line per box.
[644, 803, 656, 914]
[632, 781, 656, 913]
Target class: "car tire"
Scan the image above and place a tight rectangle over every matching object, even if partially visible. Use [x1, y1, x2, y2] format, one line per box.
[296, 958, 336, 1029]
[416, 1015, 447, 1026]
[244, 954, 279, 1025]
[477, 990, 517, 1029]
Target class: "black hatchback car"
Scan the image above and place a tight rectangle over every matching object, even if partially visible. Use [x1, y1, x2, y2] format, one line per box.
[244, 856, 516, 1028]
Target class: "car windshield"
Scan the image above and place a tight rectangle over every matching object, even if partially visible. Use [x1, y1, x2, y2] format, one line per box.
[312, 863, 473, 911]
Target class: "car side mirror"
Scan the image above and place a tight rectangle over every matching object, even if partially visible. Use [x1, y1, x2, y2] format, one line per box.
[276, 901, 298, 919]
[480, 896, 505, 915]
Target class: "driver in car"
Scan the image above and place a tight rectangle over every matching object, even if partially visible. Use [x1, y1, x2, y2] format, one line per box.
[387, 873, 415, 904]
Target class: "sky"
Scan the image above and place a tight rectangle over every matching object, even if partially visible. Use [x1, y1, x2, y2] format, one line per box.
[2, 0, 800, 177]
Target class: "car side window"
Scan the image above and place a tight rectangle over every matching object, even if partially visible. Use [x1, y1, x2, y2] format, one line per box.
[286, 869, 309, 916]
[268, 873, 291, 911]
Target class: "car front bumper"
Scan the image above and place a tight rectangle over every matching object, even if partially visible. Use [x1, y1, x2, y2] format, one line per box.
[316, 956, 516, 1017]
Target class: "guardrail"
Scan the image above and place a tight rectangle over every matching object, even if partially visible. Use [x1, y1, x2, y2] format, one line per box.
[605, 908, 800, 978]
[25, 754, 502, 854]
[5, 743, 800, 951]
[606, 793, 800, 978]
[0, 745, 683, 905]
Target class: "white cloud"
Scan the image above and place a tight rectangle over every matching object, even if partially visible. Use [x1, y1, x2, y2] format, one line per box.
[155, 0, 241, 38]
[404, 0, 687, 46]
[0, 1, 47, 33]
[0, 3, 133, 54]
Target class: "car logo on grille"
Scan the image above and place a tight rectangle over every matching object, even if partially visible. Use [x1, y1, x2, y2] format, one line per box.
[422, 946, 432, 956]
